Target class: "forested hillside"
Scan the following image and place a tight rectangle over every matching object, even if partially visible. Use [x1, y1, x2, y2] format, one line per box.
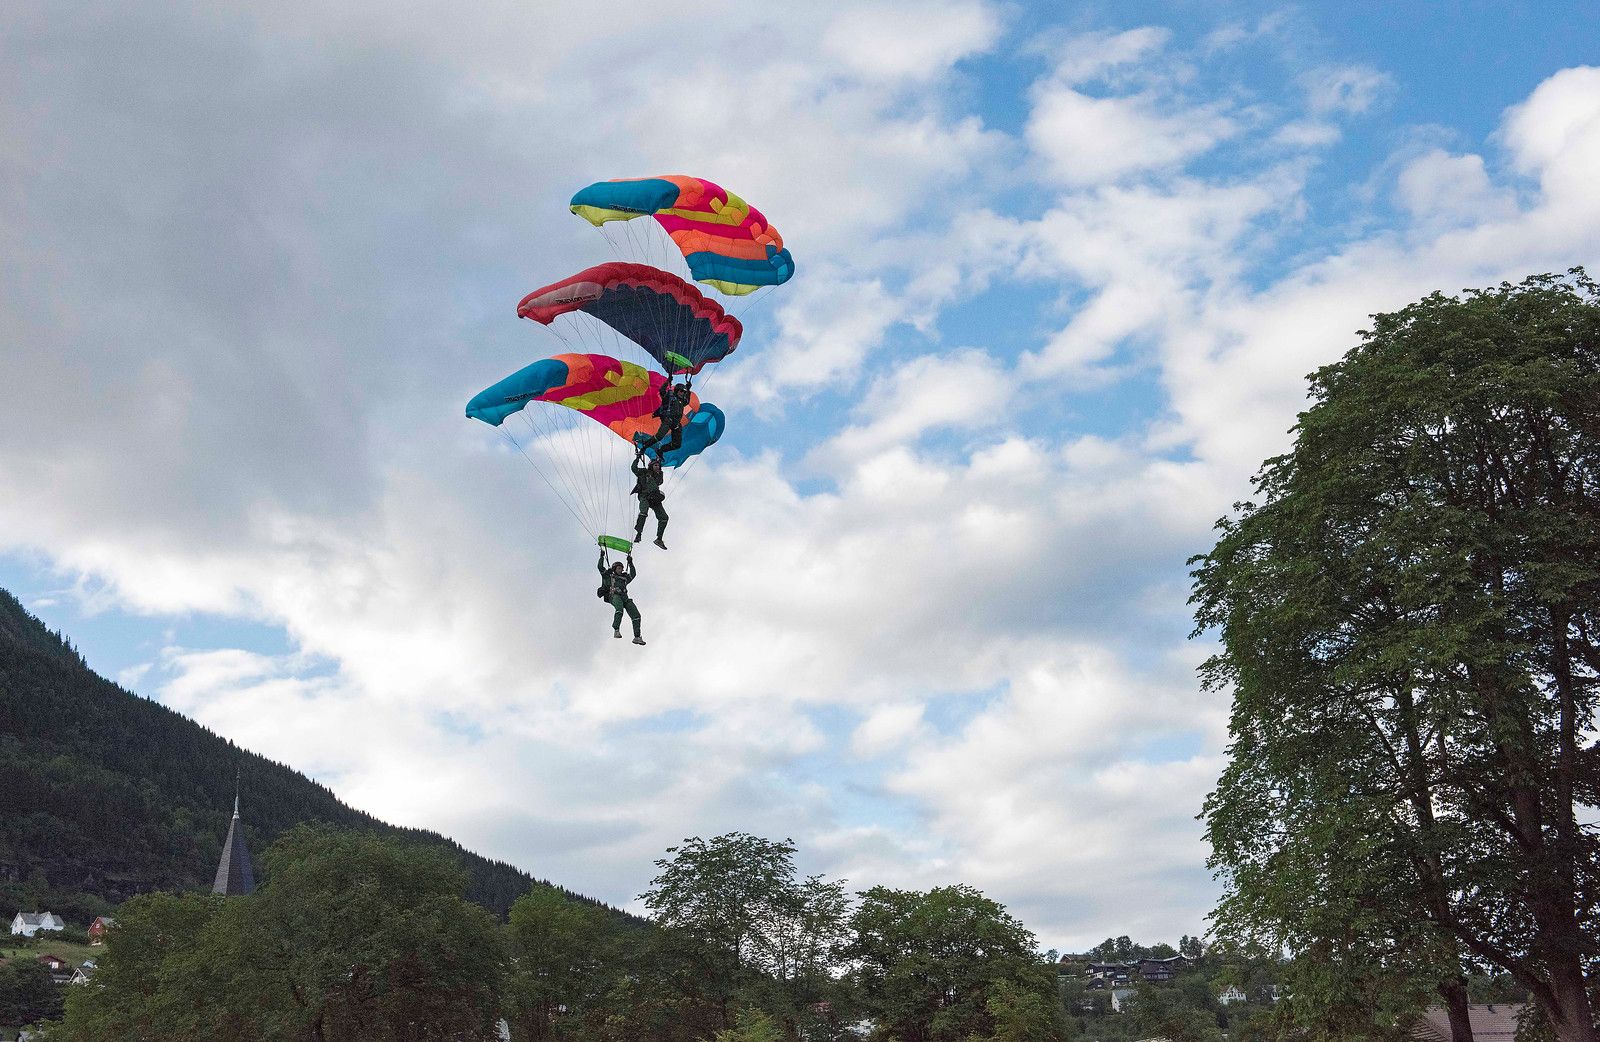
[0, 588, 616, 923]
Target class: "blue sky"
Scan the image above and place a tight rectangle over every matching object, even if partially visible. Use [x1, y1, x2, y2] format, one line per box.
[3, 0, 1598, 950]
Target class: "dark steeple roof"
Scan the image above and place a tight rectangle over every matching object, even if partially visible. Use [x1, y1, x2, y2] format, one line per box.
[212, 779, 255, 896]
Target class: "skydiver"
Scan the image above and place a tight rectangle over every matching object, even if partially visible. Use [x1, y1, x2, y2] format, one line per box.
[638, 377, 692, 456]
[631, 452, 669, 549]
[599, 551, 645, 645]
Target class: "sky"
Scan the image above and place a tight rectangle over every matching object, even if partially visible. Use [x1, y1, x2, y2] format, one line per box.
[3, 0, 1599, 952]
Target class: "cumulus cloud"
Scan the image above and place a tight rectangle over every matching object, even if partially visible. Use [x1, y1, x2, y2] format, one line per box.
[1027, 87, 1238, 186]
[1303, 63, 1396, 115]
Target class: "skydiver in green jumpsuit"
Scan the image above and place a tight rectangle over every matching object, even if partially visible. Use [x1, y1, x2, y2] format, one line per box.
[599, 552, 644, 644]
[638, 379, 692, 456]
[632, 454, 668, 549]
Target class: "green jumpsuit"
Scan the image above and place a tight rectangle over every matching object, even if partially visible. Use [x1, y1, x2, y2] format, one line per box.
[599, 554, 642, 641]
[632, 457, 668, 543]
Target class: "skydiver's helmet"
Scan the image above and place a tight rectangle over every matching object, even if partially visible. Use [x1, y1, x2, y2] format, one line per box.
[611, 562, 625, 573]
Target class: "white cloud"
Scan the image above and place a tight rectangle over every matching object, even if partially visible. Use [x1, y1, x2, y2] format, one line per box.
[1271, 119, 1341, 149]
[820, 348, 1011, 460]
[852, 702, 927, 758]
[1395, 149, 1518, 227]
[1046, 27, 1172, 86]
[1303, 64, 1395, 115]
[1501, 65, 1600, 208]
[1027, 87, 1238, 186]
[822, 2, 1003, 83]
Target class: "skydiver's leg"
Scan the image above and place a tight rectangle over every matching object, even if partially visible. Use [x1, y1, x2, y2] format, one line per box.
[624, 599, 642, 642]
[610, 597, 625, 637]
[634, 499, 650, 542]
[651, 497, 668, 548]
[663, 426, 683, 454]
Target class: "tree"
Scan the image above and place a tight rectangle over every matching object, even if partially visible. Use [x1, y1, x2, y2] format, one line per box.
[0, 956, 64, 1027]
[1124, 984, 1223, 1042]
[56, 826, 506, 1041]
[503, 886, 622, 1041]
[641, 833, 852, 1036]
[1192, 271, 1600, 1041]
[970, 979, 1067, 1042]
[846, 884, 1058, 1042]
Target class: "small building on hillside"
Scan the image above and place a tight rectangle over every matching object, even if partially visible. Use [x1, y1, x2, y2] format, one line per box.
[37, 952, 73, 984]
[1136, 955, 1190, 982]
[9, 911, 65, 937]
[71, 959, 97, 985]
[88, 916, 117, 945]
[1219, 984, 1247, 1004]
[1086, 961, 1132, 984]
[1411, 1004, 1524, 1041]
[1111, 988, 1138, 1013]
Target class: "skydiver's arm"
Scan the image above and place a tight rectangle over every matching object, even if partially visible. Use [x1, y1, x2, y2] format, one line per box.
[598, 553, 608, 574]
[627, 559, 637, 580]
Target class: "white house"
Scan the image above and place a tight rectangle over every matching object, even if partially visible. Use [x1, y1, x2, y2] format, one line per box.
[1111, 987, 1138, 1012]
[1219, 984, 1248, 1004]
[10, 911, 65, 937]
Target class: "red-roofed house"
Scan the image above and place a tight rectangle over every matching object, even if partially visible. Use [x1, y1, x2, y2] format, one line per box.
[88, 916, 117, 945]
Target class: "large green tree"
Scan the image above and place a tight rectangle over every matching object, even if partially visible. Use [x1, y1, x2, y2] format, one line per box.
[845, 884, 1060, 1042]
[503, 886, 629, 1041]
[1193, 271, 1600, 1041]
[55, 826, 506, 1041]
[641, 833, 852, 1037]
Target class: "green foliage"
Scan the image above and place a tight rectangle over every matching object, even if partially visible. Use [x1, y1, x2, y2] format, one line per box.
[0, 586, 613, 921]
[0, 956, 63, 1027]
[847, 884, 1056, 1042]
[967, 979, 1065, 1042]
[504, 886, 628, 1041]
[715, 1009, 785, 1042]
[1193, 271, 1600, 1039]
[1123, 983, 1223, 1042]
[641, 833, 853, 1036]
[54, 827, 505, 1041]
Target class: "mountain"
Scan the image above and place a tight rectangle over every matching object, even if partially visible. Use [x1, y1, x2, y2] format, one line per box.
[0, 588, 619, 924]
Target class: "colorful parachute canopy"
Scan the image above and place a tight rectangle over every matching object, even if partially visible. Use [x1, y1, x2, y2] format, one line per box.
[569, 175, 795, 296]
[466, 353, 714, 465]
[517, 262, 741, 375]
[646, 402, 724, 468]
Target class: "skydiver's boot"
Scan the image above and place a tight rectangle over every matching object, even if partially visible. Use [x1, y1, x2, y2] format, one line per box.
[653, 537, 667, 550]
[633, 636, 646, 645]
[613, 629, 622, 639]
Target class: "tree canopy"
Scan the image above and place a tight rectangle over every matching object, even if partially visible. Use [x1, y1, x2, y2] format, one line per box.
[1193, 270, 1600, 1041]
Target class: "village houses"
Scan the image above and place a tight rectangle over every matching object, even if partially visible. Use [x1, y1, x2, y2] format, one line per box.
[9, 911, 65, 937]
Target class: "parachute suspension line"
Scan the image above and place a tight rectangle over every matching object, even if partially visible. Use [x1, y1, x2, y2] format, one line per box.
[497, 427, 593, 541]
[514, 409, 589, 530]
[523, 403, 605, 536]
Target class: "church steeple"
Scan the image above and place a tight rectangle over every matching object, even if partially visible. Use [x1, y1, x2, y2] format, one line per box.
[212, 770, 255, 896]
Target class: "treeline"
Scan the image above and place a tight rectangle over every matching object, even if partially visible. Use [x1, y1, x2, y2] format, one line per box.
[0, 589, 614, 921]
[43, 827, 1065, 1042]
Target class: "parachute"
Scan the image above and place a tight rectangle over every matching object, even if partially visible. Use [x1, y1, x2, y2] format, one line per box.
[466, 353, 723, 538]
[466, 352, 718, 453]
[570, 175, 795, 296]
[518, 262, 741, 376]
[467, 174, 793, 572]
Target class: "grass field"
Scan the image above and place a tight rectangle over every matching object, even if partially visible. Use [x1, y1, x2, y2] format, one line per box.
[0, 936, 101, 968]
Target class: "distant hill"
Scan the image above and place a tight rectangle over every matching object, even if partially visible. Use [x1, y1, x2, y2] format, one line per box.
[0, 588, 623, 925]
